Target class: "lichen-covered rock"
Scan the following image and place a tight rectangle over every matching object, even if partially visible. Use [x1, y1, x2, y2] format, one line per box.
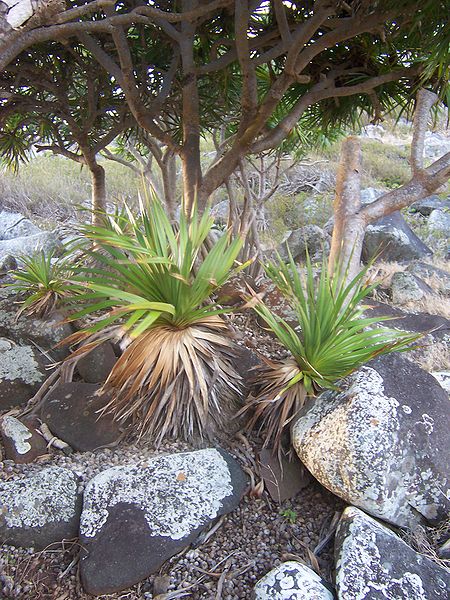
[41, 382, 122, 452]
[362, 212, 432, 263]
[0, 467, 82, 549]
[280, 225, 330, 262]
[0, 231, 63, 261]
[76, 342, 117, 384]
[390, 272, 433, 304]
[0, 211, 42, 240]
[79, 448, 248, 595]
[335, 507, 450, 599]
[431, 371, 450, 394]
[428, 209, 450, 235]
[0, 340, 48, 410]
[0, 254, 17, 274]
[407, 261, 450, 296]
[254, 561, 335, 599]
[0, 415, 48, 463]
[0, 300, 72, 360]
[292, 353, 450, 528]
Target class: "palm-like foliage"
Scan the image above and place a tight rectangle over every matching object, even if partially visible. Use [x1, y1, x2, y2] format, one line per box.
[9, 250, 75, 318]
[65, 192, 247, 445]
[242, 252, 420, 452]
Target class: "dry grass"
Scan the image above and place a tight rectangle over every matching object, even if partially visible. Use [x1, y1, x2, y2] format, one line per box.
[400, 518, 450, 573]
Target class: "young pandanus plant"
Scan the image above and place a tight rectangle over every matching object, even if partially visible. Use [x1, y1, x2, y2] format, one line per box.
[240, 250, 420, 453]
[64, 191, 249, 446]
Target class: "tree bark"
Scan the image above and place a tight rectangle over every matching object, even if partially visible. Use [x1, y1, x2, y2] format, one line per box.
[328, 136, 364, 282]
[90, 163, 106, 224]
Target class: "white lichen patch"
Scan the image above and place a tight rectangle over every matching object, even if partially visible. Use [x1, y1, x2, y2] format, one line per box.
[0, 467, 78, 528]
[0, 345, 44, 384]
[80, 449, 234, 540]
[336, 507, 449, 599]
[1, 416, 32, 454]
[255, 561, 334, 599]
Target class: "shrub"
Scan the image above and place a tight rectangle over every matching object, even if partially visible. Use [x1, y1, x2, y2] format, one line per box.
[9, 249, 75, 318]
[241, 251, 420, 452]
[65, 191, 247, 445]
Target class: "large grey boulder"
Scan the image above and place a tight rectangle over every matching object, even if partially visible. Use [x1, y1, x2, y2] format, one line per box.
[362, 212, 432, 263]
[428, 209, 450, 235]
[335, 507, 450, 599]
[255, 561, 335, 600]
[0, 339, 48, 410]
[293, 353, 450, 528]
[280, 225, 330, 262]
[79, 448, 248, 595]
[0, 467, 82, 549]
[390, 271, 433, 305]
[0, 231, 62, 262]
[0, 211, 42, 240]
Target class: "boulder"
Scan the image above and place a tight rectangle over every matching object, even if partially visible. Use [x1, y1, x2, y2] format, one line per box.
[0, 467, 82, 549]
[335, 507, 450, 599]
[76, 343, 117, 384]
[0, 211, 42, 240]
[0, 297, 72, 360]
[407, 261, 450, 296]
[79, 448, 247, 595]
[390, 272, 433, 304]
[0, 231, 63, 261]
[280, 225, 330, 262]
[0, 254, 17, 274]
[210, 200, 229, 225]
[428, 209, 450, 235]
[360, 187, 386, 204]
[409, 196, 450, 216]
[254, 561, 335, 600]
[424, 131, 450, 160]
[0, 415, 48, 463]
[292, 353, 450, 528]
[0, 340, 48, 410]
[362, 212, 433, 263]
[41, 382, 123, 452]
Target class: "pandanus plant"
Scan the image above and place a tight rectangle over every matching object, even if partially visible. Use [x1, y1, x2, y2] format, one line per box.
[240, 250, 420, 453]
[65, 192, 248, 445]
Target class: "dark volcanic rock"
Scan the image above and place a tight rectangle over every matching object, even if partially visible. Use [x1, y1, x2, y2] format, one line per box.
[76, 342, 117, 384]
[335, 507, 450, 599]
[0, 467, 82, 549]
[390, 271, 433, 304]
[255, 561, 335, 599]
[280, 225, 330, 263]
[293, 353, 450, 528]
[41, 382, 122, 452]
[0, 415, 48, 463]
[409, 195, 450, 216]
[407, 261, 450, 296]
[362, 211, 432, 263]
[79, 448, 248, 595]
[259, 448, 311, 503]
[0, 340, 48, 410]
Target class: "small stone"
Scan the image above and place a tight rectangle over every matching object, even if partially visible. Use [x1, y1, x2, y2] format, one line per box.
[41, 382, 122, 452]
[76, 342, 117, 384]
[0, 467, 82, 549]
[153, 575, 171, 595]
[259, 448, 310, 503]
[0, 415, 48, 463]
[335, 507, 450, 599]
[254, 561, 334, 599]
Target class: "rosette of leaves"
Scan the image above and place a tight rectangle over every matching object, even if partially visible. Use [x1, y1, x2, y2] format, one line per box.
[65, 192, 248, 445]
[9, 249, 75, 318]
[241, 251, 420, 452]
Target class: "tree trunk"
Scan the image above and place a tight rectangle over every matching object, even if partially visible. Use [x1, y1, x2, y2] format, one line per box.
[328, 136, 364, 283]
[91, 164, 106, 225]
[162, 152, 177, 219]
